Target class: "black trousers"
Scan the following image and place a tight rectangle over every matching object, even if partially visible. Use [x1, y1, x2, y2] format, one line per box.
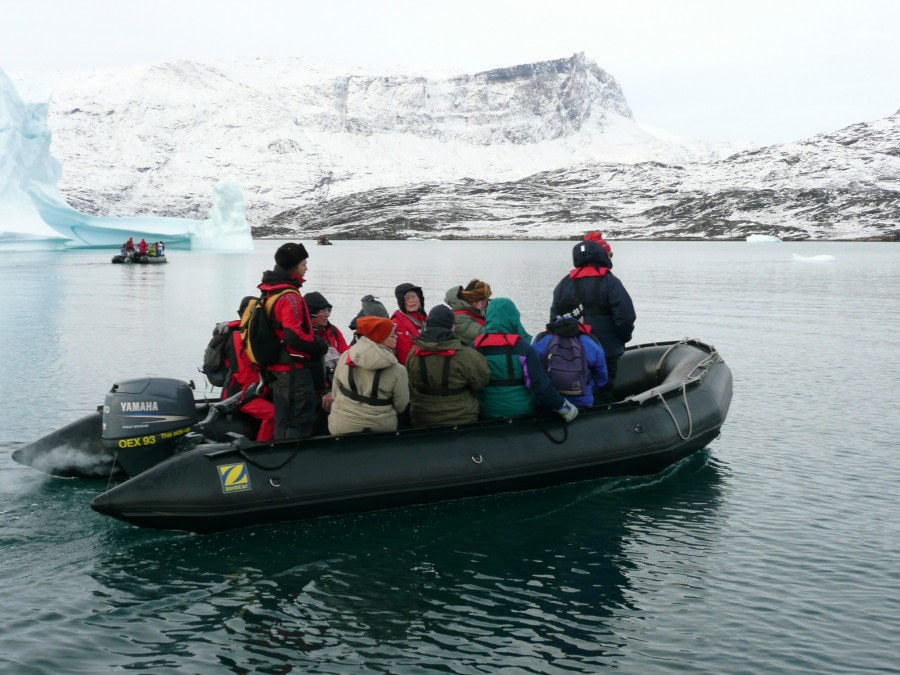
[272, 367, 317, 440]
[594, 355, 620, 404]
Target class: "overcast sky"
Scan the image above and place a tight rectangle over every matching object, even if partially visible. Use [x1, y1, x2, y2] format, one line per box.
[2, 0, 898, 145]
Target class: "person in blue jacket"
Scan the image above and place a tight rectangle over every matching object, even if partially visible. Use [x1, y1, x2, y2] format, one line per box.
[550, 240, 635, 391]
[532, 300, 608, 407]
[473, 297, 577, 422]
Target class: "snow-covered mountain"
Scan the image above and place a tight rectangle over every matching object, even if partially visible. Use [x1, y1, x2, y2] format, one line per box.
[280, 111, 898, 241]
[13, 54, 899, 240]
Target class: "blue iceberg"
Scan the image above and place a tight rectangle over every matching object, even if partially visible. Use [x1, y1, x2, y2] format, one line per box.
[0, 68, 252, 252]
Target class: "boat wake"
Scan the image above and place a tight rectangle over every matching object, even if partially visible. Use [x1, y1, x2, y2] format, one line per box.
[24, 443, 113, 478]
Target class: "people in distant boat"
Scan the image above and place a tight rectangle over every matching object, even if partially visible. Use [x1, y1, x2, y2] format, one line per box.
[348, 294, 390, 346]
[137, 238, 148, 256]
[121, 237, 135, 259]
[406, 305, 490, 428]
[158, 241, 165, 255]
[532, 300, 608, 408]
[584, 230, 613, 258]
[550, 240, 635, 397]
[391, 283, 427, 365]
[258, 243, 328, 440]
[444, 279, 492, 345]
[221, 296, 275, 441]
[316, 236, 332, 245]
[474, 297, 578, 422]
[148, 242, 158, 257]
[328, 317, 409, 436]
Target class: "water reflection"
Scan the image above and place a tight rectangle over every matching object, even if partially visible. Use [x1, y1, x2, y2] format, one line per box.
[87, 452, 726, 671]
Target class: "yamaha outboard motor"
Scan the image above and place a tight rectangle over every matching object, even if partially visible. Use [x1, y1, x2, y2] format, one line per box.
[102, 378, 199, 477]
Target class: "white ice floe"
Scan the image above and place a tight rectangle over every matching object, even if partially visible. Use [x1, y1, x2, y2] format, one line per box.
[791, 253, 836, 262]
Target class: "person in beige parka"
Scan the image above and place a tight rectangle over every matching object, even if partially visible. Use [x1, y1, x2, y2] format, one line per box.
[328, 317, 410, 435]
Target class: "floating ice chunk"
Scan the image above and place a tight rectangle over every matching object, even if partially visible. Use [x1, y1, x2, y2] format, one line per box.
[189, 181, 254, 251]
[0, 68, 253, 253]
[746, 234, 782, 243]
[791, 253, 835, 262]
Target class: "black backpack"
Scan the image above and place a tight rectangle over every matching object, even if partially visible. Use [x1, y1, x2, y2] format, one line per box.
[240, 290, 297, 368]
[201, 321, 235, 387]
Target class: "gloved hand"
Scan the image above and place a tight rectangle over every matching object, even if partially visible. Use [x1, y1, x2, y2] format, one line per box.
[556, 399, 578, 422]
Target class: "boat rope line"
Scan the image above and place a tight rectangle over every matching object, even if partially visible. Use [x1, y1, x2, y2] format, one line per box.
[656, 383, 694, 440]
[106, 451, 120, 490]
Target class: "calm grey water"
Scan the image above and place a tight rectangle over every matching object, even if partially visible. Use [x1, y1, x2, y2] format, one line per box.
[1, 240, 898, 673]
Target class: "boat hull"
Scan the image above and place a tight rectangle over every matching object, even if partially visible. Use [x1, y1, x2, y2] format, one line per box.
[91, 339, 733, 533]
[111, 254, 167, 264]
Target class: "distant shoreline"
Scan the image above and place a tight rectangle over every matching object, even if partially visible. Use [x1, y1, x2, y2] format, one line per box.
[255, 236, 899, 243]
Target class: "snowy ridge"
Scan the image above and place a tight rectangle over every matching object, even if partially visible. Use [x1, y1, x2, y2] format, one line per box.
[13, 54, 743, 225]
[11, 54, 899, 241]
[269, 111, 900, 241]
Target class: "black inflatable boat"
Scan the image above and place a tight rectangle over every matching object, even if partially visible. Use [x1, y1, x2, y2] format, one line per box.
[111, 254, 167, 264]
[14, 339, 732, 533]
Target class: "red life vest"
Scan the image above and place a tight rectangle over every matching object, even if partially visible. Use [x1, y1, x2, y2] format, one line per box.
[474, 333, 520, 348]
[568, 266, 610, 280]
[473, 334, 525, 387]
[411, 348, 468, 396]
[568, 267, 612, 317]
[454, 308, 485, 326]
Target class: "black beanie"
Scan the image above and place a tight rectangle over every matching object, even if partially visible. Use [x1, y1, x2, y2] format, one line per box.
[426, 304, 455, 330]
[274, 242, 309, 270]
[554, 299, 583, 321]
[304, 291, 332, 314]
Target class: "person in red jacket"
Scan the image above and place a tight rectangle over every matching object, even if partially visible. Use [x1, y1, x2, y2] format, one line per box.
[137, 238, 148, 255]
[221, 297, 275, 442]
[391, 282, 427, 365]
[257, 243, 327, 440]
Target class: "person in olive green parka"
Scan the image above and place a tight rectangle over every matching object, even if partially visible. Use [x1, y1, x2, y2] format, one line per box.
[443, 279, 491, 345]
[406, 305, 490, 428]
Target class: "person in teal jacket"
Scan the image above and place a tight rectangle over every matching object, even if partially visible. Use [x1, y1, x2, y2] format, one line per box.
[473, 297, 577, 422]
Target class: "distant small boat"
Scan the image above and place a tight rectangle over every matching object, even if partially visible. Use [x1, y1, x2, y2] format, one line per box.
[316, 237, 333, 246]
[111, 254, 168, 264]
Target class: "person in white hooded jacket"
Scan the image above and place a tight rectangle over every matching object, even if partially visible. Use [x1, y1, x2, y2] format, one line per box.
[328, 317, 410, 435]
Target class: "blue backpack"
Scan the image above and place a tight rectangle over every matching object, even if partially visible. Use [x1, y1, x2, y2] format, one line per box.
[543, 334, 589, 396]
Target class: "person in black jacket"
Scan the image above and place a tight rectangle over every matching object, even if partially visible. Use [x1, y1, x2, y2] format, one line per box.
[550, 240, 635, 394]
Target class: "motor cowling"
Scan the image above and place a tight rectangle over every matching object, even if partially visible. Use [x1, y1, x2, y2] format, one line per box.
[102, 378, 199, 476]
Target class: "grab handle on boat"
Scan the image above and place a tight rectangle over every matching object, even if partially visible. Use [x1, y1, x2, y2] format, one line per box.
[540, 420, 569, 445]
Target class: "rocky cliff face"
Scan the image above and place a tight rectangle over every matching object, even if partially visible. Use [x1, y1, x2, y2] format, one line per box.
[267, 111, 900, 241]
[14, 55, 898, 240]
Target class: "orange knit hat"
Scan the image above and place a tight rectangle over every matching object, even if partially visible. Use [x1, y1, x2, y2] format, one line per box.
[355, 316, 395, 344]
